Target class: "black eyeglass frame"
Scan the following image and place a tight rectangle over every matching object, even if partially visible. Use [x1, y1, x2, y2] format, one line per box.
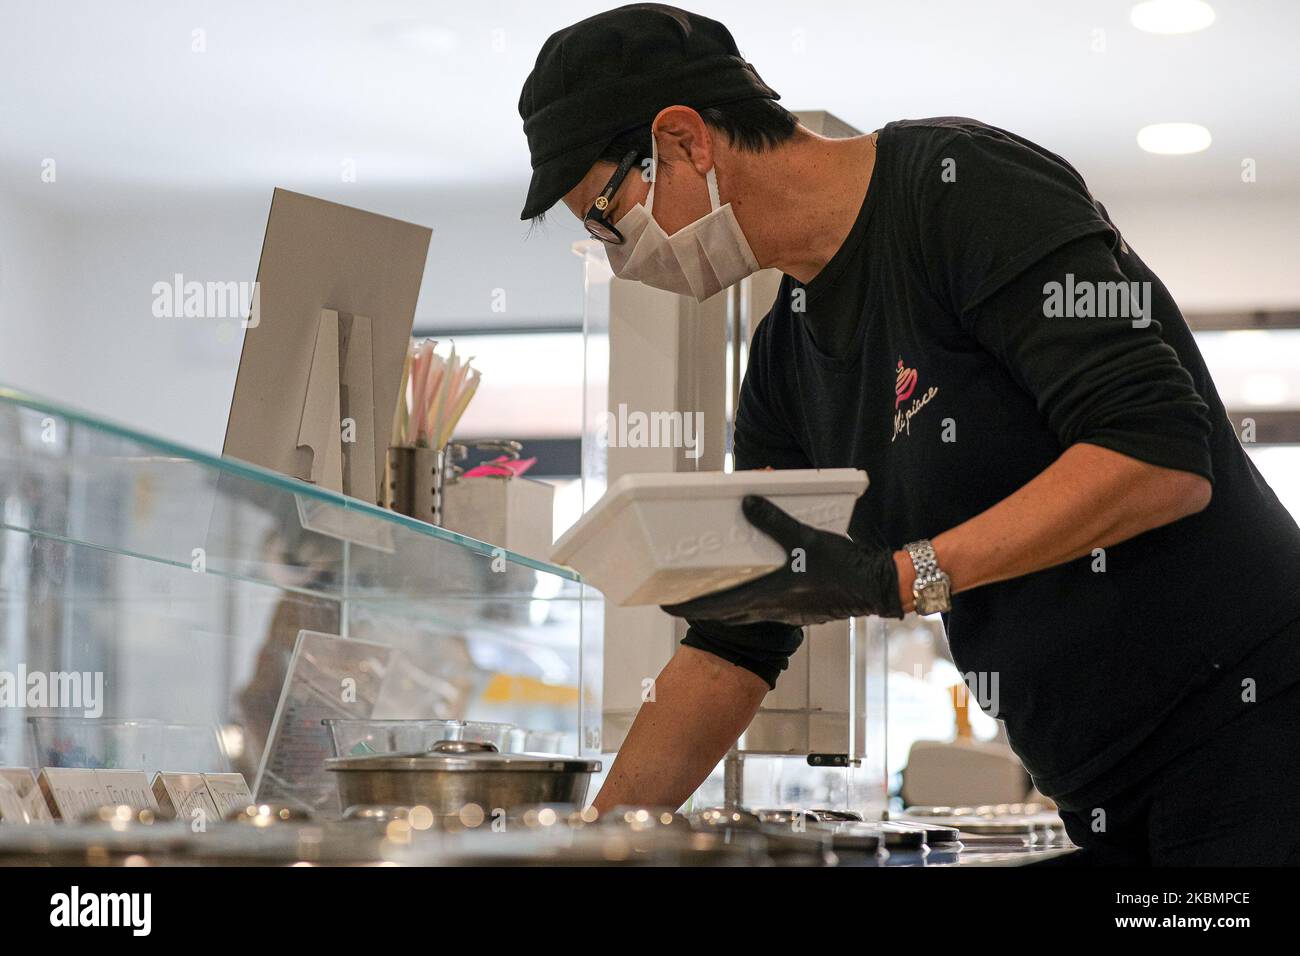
[583, 149, 642, 244]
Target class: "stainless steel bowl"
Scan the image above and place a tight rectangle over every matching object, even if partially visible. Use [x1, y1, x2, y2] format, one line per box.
[325, 740, 601, 821]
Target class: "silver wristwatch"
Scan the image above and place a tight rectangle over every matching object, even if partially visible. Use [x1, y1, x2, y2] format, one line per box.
[903, 539, 952, 615]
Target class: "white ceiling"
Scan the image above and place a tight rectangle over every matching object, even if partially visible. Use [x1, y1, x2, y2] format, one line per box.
[2, 0, 1298, 210]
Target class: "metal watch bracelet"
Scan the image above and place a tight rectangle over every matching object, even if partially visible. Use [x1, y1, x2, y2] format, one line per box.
[903, 538, 952, 614]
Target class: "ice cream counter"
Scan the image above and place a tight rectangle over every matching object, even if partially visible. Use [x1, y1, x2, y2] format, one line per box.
[0, 802, 1075, 867]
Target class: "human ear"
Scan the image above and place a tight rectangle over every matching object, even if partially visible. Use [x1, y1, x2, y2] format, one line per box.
[650, 105, 713, 175]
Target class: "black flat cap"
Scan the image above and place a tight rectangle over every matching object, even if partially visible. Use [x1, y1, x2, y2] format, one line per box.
[518, 3, 779, 220]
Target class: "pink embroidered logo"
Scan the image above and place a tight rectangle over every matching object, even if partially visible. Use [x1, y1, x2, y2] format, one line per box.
[892, 357, 939, 443]
[895, 358, 918, 408]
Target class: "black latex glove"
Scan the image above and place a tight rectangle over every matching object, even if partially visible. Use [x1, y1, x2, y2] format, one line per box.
[661, 495, 905, 627]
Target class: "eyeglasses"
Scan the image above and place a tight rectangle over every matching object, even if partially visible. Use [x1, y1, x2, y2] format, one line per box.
[583, 149, 642, 244]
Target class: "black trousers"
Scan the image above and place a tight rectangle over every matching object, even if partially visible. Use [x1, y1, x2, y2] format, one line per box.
[1055, 677, 1300, 865]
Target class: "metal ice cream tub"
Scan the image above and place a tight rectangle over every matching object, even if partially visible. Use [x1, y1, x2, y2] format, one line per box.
[325, 740, 601, 818]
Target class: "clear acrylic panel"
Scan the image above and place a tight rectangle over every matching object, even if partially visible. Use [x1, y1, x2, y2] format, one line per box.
[0, 386, 589, 777]
[574, 239, 612, 758]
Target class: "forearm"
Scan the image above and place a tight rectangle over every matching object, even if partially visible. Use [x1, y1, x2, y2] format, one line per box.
[894, 442, 1212, 611]
[591, 645, 769, 813]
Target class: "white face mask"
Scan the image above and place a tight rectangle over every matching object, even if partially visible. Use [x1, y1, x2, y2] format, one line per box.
[603, 137, 760, 301]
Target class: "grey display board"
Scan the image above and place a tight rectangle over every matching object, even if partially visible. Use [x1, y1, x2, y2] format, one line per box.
[223, 188, 431, 505]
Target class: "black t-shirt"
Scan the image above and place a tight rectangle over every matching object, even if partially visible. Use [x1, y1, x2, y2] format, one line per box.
[681, 117, 1300, 803]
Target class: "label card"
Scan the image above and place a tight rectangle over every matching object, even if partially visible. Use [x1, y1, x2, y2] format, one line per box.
[0, 778, 28, 824]
[201, 773, 254, 819]
[254, 630, 391, 814]
[152, 772, 220, 823]
[0, 769, 53, 825]
[37, 768, 108, 821]
[94, 770, 160, 814]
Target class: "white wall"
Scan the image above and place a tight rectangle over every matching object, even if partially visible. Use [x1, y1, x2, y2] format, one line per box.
[0, 195, 69, 398]
[1103, 192, 1300, 311]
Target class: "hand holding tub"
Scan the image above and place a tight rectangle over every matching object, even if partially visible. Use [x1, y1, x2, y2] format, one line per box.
[661, 495, 904, 627]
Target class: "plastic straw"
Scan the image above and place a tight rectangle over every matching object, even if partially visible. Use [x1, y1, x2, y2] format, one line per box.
[392, 338, 480, 449]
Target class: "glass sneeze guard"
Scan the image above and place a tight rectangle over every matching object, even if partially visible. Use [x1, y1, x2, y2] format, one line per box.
[0, 386, 579, 594]
[0, 385, 594, 791]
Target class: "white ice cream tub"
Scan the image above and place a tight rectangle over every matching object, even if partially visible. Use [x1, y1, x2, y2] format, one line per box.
[550, 468, 868, 606]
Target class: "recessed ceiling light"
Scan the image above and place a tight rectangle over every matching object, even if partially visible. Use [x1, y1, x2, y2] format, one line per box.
[1137, 122, 1212, 155]
[1130, 0, 1216, 35]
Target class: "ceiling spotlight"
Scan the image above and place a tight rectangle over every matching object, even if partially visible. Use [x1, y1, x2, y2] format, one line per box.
[1131, 0, 1216, 35]
[1137, 122, 1212, 155]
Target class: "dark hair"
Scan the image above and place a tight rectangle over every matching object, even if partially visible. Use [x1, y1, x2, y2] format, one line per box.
[598, 97, 797, 166]
[533, 98, 797, 224]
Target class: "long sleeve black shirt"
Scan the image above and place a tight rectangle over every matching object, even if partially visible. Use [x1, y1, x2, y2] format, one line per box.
[681, 117, 1300, 806]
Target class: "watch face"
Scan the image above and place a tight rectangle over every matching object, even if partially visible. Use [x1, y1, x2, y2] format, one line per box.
[915, 578, 951, 615]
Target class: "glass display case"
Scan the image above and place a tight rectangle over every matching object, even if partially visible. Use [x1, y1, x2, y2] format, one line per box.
[0, 386, 594, 805]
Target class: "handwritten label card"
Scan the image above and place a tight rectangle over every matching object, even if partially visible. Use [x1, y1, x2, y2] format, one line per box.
[94, 770, 160, 814]
[254, 630, 391, 814]
[0, 778, 28, 824]
[0, 769, 53, 824]
[37, 768, 108, 821]
[152, 772, 220, 822]
[201, 773, 253, 819]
